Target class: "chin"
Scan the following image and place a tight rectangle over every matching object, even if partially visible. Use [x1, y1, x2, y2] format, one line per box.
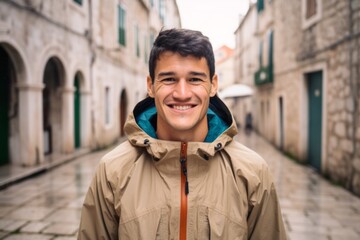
[170, 123, 194, 132]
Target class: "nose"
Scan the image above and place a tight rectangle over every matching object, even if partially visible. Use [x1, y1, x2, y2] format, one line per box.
[173, 79, 192, 100]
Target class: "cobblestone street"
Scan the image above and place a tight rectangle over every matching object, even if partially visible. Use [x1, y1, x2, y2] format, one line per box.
[0, 131, 360, 240]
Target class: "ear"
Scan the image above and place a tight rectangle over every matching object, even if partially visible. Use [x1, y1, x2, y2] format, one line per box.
[210, 74, 218, 97]
[147, 76, 155, 98]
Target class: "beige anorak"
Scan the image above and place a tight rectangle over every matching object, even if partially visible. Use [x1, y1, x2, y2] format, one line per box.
[78, 96, 286, 240]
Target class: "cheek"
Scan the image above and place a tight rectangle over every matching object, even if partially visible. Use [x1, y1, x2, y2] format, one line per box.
[197, 84, 212, 95]
[153, 83, 170, 94]
[152, 85, 164, 97]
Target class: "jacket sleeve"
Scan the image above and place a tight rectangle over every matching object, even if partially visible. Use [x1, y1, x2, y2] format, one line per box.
[78, 160, 119, 240]
[246, 165, 287, 240]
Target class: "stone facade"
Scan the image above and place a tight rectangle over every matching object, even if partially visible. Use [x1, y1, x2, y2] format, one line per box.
[215, 45, 235, 91]
[234, 4, 258, 129]
[235, 0, 360, 195]
[0, 0, 180, 167]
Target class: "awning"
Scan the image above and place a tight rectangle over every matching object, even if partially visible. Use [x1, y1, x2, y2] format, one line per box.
[218, 84, 254, 99]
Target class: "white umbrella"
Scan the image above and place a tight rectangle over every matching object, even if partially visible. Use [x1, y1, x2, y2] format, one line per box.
[218, 84, 254, 99]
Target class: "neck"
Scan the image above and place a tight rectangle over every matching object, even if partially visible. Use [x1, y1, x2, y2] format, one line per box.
[156, 119, 208, 142]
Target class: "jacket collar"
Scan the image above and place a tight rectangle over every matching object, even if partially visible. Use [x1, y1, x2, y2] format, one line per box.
[124, 95, 238, 160]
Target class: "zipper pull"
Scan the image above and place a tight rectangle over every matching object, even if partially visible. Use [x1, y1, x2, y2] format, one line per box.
[180, 158, 189, 195]
[180, 142, 189, 195]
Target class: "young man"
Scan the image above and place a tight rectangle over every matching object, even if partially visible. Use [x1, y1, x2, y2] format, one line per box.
[78, 28, 286, 239]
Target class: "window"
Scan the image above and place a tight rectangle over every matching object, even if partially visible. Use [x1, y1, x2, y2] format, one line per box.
[260, 42, 263, 66]
[144, 35, 148, 63]
[306, 0, 317, 19]
[257, 0, 264, 13]
[150, 33, 155, 46]
[73, 0, 82, 5]
[105, 87, 110, 125]
[118, 5, 126, 46]
[135, 25, 140, 57]
[268, 31, 273, 67]
[302, 0, 322, 29]
[159, 0, 165, 22]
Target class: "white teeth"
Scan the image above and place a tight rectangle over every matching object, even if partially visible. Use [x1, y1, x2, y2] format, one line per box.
[173, 105, 191, 110]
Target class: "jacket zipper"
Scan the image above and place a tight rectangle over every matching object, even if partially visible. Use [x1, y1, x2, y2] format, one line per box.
[180, 142, 188, 240]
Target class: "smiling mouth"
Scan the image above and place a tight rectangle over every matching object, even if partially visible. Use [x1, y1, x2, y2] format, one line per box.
[170, 105, 194, 111]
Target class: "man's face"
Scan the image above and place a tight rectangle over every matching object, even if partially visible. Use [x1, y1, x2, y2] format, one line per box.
[147, 51, 218, 142]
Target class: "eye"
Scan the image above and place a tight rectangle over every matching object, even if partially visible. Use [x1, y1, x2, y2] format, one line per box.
[189, 78, 204, 83]
[161, 78, 176, 84]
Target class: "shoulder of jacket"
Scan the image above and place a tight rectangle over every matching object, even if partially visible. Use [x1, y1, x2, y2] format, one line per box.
[224, 141, 275, 196]
[99, 140, 143, 179]
[225, 140, 268, 169]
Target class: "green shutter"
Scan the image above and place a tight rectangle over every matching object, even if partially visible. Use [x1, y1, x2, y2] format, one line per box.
[74, 0, 82, 5]
[257, 0, 264, 12]
[74, 75, 81, 149]
[268, 31, 273, 66]
[259, 41, 263, 67]
[268, 31, 274, 80]
[118, 6, 126, 46]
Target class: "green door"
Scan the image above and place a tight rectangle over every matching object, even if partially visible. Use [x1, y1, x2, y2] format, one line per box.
[279, 97, 284, 150]
[308, 71, 323, 171]
[0, 47, 10, 165]
[74, 76, 81, 148]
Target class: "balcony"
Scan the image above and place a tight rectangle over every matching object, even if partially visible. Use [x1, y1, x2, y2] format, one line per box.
[254, 64, 273, 85]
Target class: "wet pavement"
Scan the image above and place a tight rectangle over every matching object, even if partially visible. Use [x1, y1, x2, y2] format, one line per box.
[236, 131, 360, 240]
[0, 131, 359, 239]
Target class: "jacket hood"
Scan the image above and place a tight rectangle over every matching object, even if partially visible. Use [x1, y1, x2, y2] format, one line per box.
[124, 95, 238, 159]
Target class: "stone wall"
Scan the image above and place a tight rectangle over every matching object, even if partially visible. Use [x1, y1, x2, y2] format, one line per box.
[349, 0, 360, 195]
[237, 0, 360, 195]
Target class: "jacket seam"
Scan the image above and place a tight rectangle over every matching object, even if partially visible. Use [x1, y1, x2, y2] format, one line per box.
[120, 206, 164, 224]
[200, 203, 247, 229]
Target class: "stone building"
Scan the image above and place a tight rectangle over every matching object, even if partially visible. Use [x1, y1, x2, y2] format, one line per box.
[235, 0, 360, 195]
[234, 3, 258, 129]
[215, 45, 235, 91]
[0, 0, 181, 167]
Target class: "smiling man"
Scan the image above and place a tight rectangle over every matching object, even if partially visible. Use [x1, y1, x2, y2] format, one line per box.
[148, 51, 217, 142]
[78, 29, 286, 240]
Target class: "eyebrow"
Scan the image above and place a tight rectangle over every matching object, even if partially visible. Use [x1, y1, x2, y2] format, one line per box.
[157, 71, 208, 78]
[157, 71, 175, 77]
[189, 71, 207, 77]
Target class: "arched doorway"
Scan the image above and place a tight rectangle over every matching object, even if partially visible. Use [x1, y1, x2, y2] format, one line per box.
[119, 89, 127, 136]
[42, 57, 65, 155]
[0, 47, 15, 165]
[74, 73, 81, 149]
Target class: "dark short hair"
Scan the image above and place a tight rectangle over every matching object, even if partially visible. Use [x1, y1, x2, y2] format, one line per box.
[148, 28, 215, 83]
